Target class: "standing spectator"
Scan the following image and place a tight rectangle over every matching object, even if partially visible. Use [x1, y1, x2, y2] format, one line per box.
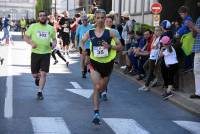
[176, 6, 194, 72]
[160, 36, 178, 100]
[187, 16, 200, 99]
[1, 15, 10, 45]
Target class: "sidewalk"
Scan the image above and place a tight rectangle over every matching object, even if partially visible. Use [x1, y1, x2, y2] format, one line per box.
[114, 65, 200, 116]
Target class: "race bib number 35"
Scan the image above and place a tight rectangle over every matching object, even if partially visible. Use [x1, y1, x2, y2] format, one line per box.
[93, 46, 108, 57]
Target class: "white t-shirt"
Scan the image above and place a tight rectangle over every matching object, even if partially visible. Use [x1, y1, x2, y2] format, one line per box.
[149, 37, 160, 60]
[163, 46, 178, 65]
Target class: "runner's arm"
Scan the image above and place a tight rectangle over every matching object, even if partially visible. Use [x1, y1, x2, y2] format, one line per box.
[110, 31, 123, 51]
[80, 31, 89, 51]
[24, 35, 37, 48]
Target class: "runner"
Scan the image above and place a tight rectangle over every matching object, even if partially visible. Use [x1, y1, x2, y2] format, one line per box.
[20, 17, 27, 39]
[81, 9, 122, 125]
[51, 45, 69, 66]
[24, 10, 57, 100]
[59, 11, 72, 56]
[100, 14, 121, 100]
[75, 15, 93, 78]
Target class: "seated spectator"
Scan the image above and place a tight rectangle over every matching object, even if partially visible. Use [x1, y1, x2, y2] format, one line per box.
[135, 29, 153, 80]
[138, 26, 163, 91]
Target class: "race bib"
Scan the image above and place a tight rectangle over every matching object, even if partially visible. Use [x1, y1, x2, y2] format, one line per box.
[93, 46, 108, 57]
[37, 31, 49, 39]
[63, 28, 69, 33]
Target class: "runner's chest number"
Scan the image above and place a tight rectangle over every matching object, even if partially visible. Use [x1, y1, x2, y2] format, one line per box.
[93, 46, 108, 57]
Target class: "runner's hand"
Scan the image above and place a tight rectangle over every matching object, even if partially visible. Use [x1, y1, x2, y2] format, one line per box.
[102, 41, 111, 49]
[31, 44, 37, 48]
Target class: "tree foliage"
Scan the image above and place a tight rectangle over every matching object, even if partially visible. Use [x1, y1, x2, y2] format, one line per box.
[35, 0, 52, 19]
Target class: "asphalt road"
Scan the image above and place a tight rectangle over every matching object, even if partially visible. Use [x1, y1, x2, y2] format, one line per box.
[0, 32, 200, 134]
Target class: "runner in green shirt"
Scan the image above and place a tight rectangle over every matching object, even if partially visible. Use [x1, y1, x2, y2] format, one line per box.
[20, 17, 27, 39]
[24, 10, 57, 100]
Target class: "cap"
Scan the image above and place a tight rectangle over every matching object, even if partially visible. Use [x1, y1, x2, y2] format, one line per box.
[160, 20, 171, 30]
[121, 11, 129, 18]
[160, 36, 171, 45]
[81, 15, 88, 20]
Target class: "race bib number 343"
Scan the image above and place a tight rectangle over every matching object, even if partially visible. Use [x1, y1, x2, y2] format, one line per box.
[37, 31, 49, 39]
[93, 46, 108, 57]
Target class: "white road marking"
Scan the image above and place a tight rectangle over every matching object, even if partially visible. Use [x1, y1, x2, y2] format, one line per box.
[173, 121, 200, 134]
[103, 118, 150, 134]
[70, 82, 82, 89]
[65, 89, 93, 99]
[30, 117, 71, 134]
[4, 45, 13, 118]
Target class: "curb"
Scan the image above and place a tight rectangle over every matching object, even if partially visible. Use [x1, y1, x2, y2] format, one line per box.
[114, 65, 200, 116]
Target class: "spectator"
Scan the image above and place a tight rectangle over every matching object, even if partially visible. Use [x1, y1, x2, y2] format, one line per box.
[159, 36, 178, 100]
[176, 6, 194, 72]
[121, 11, 135, 74]
[187, 15, 200, 99]
[0, 15, 10, 45]
[138, 26, 163, 91]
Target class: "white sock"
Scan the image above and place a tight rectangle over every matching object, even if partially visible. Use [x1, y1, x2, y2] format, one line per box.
[37, 88, 42, 93]
[102, 91, 107, 95]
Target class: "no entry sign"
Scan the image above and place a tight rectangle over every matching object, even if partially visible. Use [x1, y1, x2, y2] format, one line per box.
[151, 2, 162, 14]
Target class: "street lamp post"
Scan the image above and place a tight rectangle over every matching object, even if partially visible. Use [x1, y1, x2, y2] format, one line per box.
[67, 0, 68, 10]
[118, 0, 122, 24]
[55, 0, 56, 18]
[141, 0, 145, 24]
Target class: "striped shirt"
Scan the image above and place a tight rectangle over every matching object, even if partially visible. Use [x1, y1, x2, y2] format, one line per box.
[192, 17, 200, 53]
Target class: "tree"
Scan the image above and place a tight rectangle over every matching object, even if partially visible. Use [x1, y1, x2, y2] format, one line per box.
[35, 0, 52, 19]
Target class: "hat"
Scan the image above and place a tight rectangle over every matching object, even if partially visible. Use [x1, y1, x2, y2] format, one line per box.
[81, 15, 88, 20]
[121, 11, 129, 18]
[160, 36, 171, 45]
[160, 20, 171, 30]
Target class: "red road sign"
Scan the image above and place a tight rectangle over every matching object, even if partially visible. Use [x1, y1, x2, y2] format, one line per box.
[151, 2, 162, 14]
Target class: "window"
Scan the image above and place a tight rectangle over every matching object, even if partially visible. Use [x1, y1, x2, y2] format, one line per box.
[144, 0, 150, 12]
[136, 0, 142, 13]
[130, 0, 136, 14]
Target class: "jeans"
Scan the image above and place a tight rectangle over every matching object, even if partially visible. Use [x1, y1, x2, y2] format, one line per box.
[194, 52, 200, 95]
[1, 27, 9, 41]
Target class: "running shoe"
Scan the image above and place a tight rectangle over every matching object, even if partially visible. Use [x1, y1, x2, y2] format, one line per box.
[92, 113, 101, 125]
[102, 93, 108, 101]
[37, 92, 44, 100]
[53, 60, 58, 65]
[163, 91, 174, 100]
[66, 61, 69, 67]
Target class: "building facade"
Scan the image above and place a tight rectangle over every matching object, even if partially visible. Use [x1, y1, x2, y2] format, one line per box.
[0, 0, 36, 20]
[112, 0, 200, 25]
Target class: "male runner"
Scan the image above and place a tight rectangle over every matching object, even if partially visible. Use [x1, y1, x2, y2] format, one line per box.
[76, 15, 93, 78]
[81, 9, 122, 125]
[24, 10, 57, 100]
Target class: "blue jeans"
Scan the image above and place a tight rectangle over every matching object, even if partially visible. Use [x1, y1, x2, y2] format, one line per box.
[128, 53, 138, 72]
[1, 27, 9, 41]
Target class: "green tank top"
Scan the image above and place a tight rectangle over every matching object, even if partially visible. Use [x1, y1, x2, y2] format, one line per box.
[89, 28, 117, 63]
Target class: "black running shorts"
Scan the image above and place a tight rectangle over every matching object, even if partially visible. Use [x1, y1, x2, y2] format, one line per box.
[90, 59, 114, 78]
[31, 53, 50, 74]
[61, 34, 70, 46]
